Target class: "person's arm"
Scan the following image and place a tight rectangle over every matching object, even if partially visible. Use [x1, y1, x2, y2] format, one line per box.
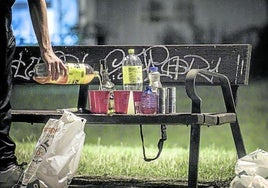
[27, 0, 67, 80]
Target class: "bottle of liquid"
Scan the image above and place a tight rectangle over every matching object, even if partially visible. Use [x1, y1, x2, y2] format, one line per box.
[122, 49, 143, 91]
[140, 86, 158, 114]
[149, 66, 163, 113]
[33, 62, 95, 84]
[100, 59, 115, 114]
[100, 59, 115, 90]
[148, 66, 162, 92]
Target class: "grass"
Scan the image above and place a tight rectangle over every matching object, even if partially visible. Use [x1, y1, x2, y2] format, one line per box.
[79, 145, 236, 182]
[11, 79, 268, 183]
[14, 143, 236, 182]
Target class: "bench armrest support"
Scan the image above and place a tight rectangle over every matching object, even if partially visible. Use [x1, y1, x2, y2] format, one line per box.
[185, 69, 237, 114]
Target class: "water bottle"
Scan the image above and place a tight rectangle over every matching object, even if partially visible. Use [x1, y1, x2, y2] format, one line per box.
[140, 86, 158, 114]
[148, 66, 162, 92]
[33, 62, 96, 84]
[122, 49, 143, 91]
[149, 66, 163, 113]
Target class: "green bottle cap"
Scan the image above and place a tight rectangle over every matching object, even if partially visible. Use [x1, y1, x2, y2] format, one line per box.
[128, 49, 135, 54]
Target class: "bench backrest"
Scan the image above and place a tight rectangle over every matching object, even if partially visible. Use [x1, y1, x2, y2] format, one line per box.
[12, 44, 251, 86]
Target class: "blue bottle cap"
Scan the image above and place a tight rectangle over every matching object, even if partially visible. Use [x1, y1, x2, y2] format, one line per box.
[144, 86, 153, 94]
[149, 67, 158, 72]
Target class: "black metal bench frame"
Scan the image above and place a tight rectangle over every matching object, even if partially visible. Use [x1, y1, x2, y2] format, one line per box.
[11, 44, 251, 188]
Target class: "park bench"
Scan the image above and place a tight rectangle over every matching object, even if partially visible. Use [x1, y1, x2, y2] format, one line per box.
[11, 44, 251, 188]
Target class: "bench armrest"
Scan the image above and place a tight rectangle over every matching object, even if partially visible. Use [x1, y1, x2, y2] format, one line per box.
[185, 69, 237, 114]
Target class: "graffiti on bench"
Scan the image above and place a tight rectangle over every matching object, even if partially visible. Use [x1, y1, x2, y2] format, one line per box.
[12, 45, 250, 85]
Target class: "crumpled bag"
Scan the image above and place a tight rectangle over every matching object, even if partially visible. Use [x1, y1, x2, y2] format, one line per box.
[20, 111, 86, 188]
[230, 149, 268, 188]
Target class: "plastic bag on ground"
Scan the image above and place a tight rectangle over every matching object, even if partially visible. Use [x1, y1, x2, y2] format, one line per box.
[20, 111, 86, 188]
[230, 149, 268, 188]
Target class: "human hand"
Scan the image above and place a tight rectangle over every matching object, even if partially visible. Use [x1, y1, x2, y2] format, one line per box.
[41, 50, 67, 80]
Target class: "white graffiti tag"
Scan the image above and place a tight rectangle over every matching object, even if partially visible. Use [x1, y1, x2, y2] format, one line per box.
[12, 45, 245, 84]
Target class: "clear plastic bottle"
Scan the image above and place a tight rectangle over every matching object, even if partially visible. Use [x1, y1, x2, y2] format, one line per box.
[122, 49, 143, 91]
[100, 59, 115, 90]
[33, 62, 96, 84]
[148, 66, 162, 92]
[140, 86, 158, 114]
[149, 66, 163, 113]
[100, 59, 115, 114]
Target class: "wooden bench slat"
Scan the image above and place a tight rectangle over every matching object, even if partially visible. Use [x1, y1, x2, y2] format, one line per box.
[12, 110, 205, 125]
[12, 110, 237, 126]
[204, 113, 237, 125]
[12, 44, 251, 85]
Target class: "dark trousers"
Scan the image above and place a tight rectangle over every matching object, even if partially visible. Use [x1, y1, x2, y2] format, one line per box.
[0, 10, 17, 170]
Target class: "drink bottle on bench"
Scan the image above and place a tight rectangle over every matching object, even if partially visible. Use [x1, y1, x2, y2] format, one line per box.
[33, 62, 96, 84]
[122, 49, 143, 91]
[140, 86, 158, 114]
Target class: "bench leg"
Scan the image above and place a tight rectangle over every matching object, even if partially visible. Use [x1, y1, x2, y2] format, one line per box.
[230, 121, 246, 158]
[188, 124, 200, 188]
[78, 85, 88, 111]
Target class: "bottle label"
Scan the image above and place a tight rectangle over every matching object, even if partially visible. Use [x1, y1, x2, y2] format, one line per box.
[67, 63, 87, 84]
[122, 66, 143, 84]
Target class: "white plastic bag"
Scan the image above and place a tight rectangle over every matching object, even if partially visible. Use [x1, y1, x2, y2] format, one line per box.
[230, 149, 268, 188]
[21, 111, 86, 188]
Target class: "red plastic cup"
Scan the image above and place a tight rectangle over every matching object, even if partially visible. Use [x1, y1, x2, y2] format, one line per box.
[114, 90, 131, 114]
[133, 91, 143, 114]
[88, 90, 110, 114]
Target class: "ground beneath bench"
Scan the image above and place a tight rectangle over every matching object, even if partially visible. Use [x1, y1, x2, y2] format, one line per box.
[69, 176, 231, 188]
